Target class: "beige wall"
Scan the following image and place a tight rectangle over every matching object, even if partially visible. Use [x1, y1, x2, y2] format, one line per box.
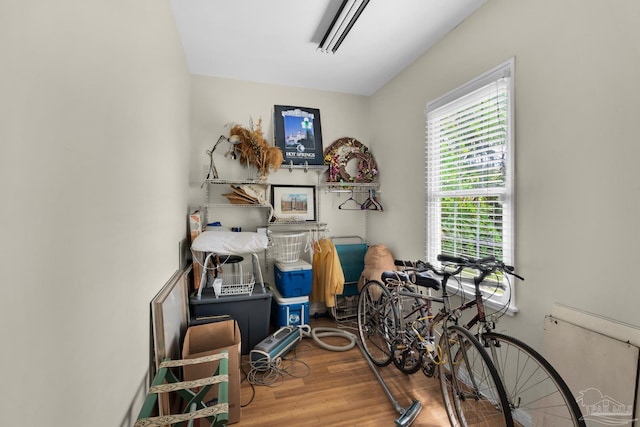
[369, 0, 640, 347]
[3, 0, 639, 424]
[189, 75, 372, 241]
[0, 1, 190, 426]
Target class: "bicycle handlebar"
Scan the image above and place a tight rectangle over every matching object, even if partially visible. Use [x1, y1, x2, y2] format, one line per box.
[394, 259, 431, 270]
[394, 258, 464, 277]
[437, 253, 470, 265]
[394, 255, 524, 281]
[436, 254, 524, 281]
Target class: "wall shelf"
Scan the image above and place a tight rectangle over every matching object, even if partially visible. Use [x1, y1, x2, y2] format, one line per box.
[207, 203, 271, 209]
[268, 221, 327, 228]
[202, 178, 266, 186]
[202, 179, 271, 225]
[320, 182, 380, 192]
[282, 162, 328, 173]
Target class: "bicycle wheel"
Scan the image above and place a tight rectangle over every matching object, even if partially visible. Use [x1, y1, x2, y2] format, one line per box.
[392, 284, 426, 374]
[482, 332, 585, 427]
[439, 325, 514, 426]
[357, 280, 396, 366]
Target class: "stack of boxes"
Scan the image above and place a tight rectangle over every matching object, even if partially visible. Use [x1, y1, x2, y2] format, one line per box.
[271, 259, 312, 328]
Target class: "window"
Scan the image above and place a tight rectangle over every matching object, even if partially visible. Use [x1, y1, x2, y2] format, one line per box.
[425, 59, 516, 313]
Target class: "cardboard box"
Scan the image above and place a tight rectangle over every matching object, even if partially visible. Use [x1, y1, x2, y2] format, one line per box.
[189, 211, 203, 290]
[190, 288, 272, 355]
[182, 320, 241, 424]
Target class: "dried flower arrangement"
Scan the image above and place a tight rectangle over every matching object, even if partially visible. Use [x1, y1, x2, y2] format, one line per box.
[228, 117, 284, 180]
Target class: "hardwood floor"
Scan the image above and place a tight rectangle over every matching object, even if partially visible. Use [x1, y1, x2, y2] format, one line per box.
[235, 316, 450, 426]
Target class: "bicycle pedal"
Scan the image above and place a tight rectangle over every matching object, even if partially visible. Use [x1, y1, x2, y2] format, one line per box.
[422, 362, 436, 377]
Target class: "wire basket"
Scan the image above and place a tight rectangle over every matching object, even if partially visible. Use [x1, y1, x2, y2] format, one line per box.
[270, 232, 305, 263]
[214, 271, 255, 296]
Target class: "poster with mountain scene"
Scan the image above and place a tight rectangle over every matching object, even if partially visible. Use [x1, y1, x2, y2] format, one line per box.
[274, 105, 323, 165]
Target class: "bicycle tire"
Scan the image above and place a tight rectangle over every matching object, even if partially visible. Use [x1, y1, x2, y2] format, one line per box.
[392, 284, 427, 374]
[439, 325, 514, 426]
[357, 280, 397, 366]
[482, 332, 586, 427]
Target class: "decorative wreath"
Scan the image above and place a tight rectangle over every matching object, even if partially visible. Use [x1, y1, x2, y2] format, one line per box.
[324, 137, 378, 183]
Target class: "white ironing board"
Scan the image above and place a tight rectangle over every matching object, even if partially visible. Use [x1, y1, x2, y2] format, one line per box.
[191, 230, 268, 299]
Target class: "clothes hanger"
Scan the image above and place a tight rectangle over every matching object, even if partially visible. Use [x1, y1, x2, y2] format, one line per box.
[303, 230, 315, 254]
[361, 189, 383, 211]
[338, 189, 363, 210]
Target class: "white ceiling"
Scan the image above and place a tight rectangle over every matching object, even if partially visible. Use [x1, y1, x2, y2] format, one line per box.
[169, 0, 487, 96]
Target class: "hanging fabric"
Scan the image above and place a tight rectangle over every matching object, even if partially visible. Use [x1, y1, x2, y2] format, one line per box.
[311, 238, 344, 307]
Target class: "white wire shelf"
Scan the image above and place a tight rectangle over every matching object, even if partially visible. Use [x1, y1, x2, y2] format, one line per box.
[268, 221, 327, 227]
[320, 182, 380, 192]
[207, 203, 271, 209]
[203, 178, 267, 185]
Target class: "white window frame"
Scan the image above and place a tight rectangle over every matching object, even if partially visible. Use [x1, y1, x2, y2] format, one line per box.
[425, 58, 517, 315]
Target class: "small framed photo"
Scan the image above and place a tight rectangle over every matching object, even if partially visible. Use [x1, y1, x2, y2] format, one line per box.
[273, 105, 324, 165]
[270, 185, 317, 222]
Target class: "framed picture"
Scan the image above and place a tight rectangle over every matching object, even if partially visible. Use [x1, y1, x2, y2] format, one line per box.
[151, 266, 190, 415]
[270, 184, 317, 222]
[273, 105, 324, 165]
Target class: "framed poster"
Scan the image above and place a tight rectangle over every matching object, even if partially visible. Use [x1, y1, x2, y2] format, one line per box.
[273, 105, 323, 165]
[151, 265, 190, 415]
[270, 185, 317, 222]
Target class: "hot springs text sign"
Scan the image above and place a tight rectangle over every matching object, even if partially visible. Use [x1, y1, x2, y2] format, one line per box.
[274, 105, 324, 166]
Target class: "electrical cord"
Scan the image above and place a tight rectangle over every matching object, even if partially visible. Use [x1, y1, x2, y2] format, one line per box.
[240, 323, 358, 409]
[240, 359, 256, 407]
[245, 350, 311, 387]
[191, 252, 235, 271]
[240, 339, 314, 406]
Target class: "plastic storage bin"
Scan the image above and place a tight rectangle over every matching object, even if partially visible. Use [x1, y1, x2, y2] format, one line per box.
[270, 286, 309, 328]
[274, 259, 312, 297]
[189, 287, 272, 354]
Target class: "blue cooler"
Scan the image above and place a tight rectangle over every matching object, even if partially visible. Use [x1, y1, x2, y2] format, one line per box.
[270, 286, 309, 328]
[274, 260, 312, 297]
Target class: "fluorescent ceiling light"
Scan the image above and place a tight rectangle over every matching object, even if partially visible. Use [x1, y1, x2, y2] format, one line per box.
[318, 0, 371, 53]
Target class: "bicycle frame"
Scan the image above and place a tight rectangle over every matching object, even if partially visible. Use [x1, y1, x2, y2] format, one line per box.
[393, 267, 490, 344]
[420, 257, 584, 427]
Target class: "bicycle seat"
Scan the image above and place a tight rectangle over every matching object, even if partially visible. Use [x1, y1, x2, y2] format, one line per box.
[381, 270, 441, 290]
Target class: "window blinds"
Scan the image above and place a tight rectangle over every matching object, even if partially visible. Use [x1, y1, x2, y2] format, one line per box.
[426, 61, 514, 270]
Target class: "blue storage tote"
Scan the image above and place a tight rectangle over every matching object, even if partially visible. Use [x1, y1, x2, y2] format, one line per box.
[270, 286, 309, 328]
[274, 259, 312, 297]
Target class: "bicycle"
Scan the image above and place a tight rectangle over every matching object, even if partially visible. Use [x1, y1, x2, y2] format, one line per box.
[434, 254, 585, 427]
[357, 260, 515, 426]
[368, 254, 585, 427]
